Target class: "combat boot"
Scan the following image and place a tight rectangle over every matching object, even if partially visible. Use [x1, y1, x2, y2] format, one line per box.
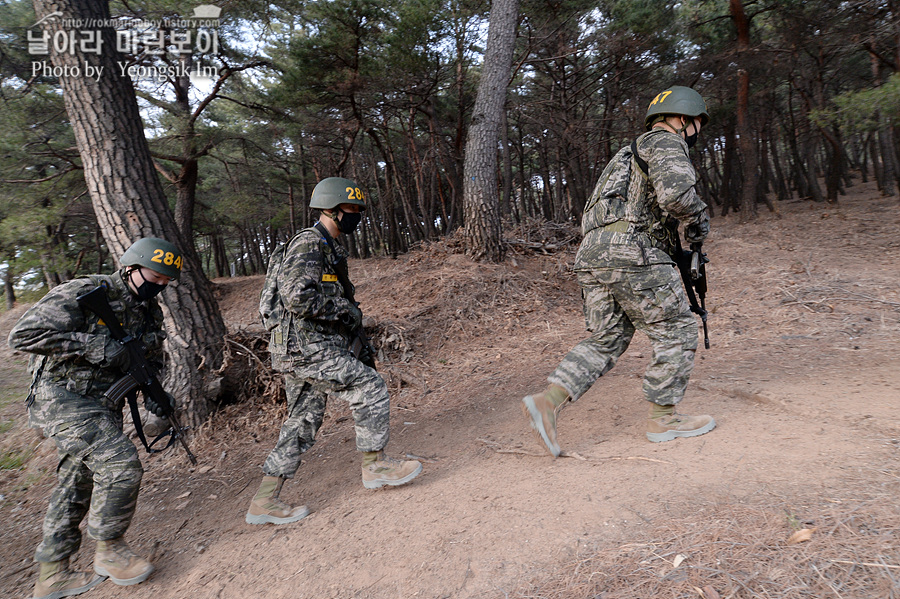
[245, 475, 310, 525]
[361, 453, 422, 489]
[93, 537, 153, 586]
[521, 384, 569, 457]
[34, 559, 105, 599]
[647, 408, 716, 443]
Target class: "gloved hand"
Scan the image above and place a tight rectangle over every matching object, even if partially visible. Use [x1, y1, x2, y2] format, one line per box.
[340, 303, 363, 331]
[103, 339, 131, 371]
[358, 341, 376, 369]
[684, 218, 709, 243]
[145, 391, 174, 418]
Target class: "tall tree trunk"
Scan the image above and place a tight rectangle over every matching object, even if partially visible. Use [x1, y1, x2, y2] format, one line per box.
[172, 60, 199, 239]
[462, 0, 519, 262]
[730, 0, 758, 222]
[500, 108, 513, 218]
[876, 123, 897, 196]
[720, 121, 737, 216]
[33, 0, 227, 427]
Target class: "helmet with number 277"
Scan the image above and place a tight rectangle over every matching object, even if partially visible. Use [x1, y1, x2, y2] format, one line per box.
[120, 237, 183, 280]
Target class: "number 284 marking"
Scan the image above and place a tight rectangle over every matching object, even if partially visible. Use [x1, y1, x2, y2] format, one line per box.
[151, 249, 183, 270]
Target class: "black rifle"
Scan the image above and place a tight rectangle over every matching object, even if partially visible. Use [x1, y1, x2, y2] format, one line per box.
[314, 222, 378, 370]
[674, 237, 711, 350]
[76, 286, 197, 465]
[630, 141, 710, 349]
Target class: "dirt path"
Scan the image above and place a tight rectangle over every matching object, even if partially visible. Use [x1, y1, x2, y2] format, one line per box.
[1, 184, 898, 598]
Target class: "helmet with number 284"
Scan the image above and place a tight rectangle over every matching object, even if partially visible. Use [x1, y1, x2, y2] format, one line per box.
[120, 237, 183, 280]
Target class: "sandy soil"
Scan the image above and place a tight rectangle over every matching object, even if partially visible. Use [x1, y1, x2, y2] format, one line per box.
[1, 181, 898, 599]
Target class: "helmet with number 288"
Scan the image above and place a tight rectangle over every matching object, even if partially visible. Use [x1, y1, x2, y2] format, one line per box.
[309, 177, 367, 211]
[120, 237, 183, 280]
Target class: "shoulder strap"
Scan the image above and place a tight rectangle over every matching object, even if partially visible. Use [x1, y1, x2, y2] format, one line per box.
[268, 230, 307, 283]
[314, 222, 354, 302]
[631, 135, 650, 178]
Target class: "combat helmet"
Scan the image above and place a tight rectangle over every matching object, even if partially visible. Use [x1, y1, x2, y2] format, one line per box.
[120, 237, 183, 280]
[645, 86, 709, 130]
[309, 177, 367, 211]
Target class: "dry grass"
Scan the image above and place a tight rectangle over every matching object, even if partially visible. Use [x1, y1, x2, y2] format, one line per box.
[177, 208, 900, 599]
[511, 475, 900, 599]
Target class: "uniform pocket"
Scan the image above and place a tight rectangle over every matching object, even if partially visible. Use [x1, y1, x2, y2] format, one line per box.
[321, 281, 342, 298]
[628, 265, 689, 324]
[65, 369, 93, 396]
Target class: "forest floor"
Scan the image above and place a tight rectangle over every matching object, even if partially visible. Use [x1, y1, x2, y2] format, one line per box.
[1, 180, 899, 599]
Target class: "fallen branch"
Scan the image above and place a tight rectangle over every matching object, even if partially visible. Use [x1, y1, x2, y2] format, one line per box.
[224, 336, 268, 369]
[476, 438, 671, 463]
[829, 559, 900, 570]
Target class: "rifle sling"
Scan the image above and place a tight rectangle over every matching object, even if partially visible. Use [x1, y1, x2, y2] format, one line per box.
[120, 383, 177, 455]
[25, 356, 47, 408]
[631, 138, 650, 177]
[80, 286, 176, 456]
[313, 221, 376, 368]
[314, 221, 355, 301]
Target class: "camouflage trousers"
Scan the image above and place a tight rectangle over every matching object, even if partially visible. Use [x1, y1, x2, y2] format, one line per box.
[548, 263, 698, 406]
[29, 395, 143, 563]
[263, 346, 390, 478]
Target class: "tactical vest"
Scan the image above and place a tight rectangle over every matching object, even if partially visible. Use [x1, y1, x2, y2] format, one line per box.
[260, 226, 350, 357]
[581, 129, 679, 257]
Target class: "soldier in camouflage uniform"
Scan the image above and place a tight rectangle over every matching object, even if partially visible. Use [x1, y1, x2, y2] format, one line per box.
[522, 86, 716, 457]
[245, 177, 422, 526]
[8, 237, 183, 598]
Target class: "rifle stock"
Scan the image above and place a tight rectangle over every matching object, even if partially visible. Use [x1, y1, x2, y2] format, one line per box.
[76, 286, 197, 465]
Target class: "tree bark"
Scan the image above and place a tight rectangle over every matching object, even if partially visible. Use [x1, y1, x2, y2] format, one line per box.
[730, 0, 758, 222]
[462, 0, 519, 262]
[33, 0, 227, 427]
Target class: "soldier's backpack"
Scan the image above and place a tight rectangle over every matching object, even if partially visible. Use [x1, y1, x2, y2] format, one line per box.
[582, 132, 651, 219]
[259, 236, 295, 332]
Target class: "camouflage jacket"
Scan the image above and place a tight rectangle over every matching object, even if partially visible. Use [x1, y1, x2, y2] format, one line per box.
[7, 271, 165, 425]
[267, 225, 357, 367]
[576, 128, 708, 269]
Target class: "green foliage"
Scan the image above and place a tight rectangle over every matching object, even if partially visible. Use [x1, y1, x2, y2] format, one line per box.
[0, 0, 105, 287]
[811, 73, 900, 133]
[607, 0, 677, 40]
[1, 0, 899, 270]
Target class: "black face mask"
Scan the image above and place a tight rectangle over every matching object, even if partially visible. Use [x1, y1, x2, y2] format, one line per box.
[337, 210, 362, 234]
[683, 119, 699, 148]
[131, 269, 166, 300]
[684, 129, 699, 148]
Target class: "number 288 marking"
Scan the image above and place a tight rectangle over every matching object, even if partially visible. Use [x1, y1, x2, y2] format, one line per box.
[345, 187, 365, 202]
